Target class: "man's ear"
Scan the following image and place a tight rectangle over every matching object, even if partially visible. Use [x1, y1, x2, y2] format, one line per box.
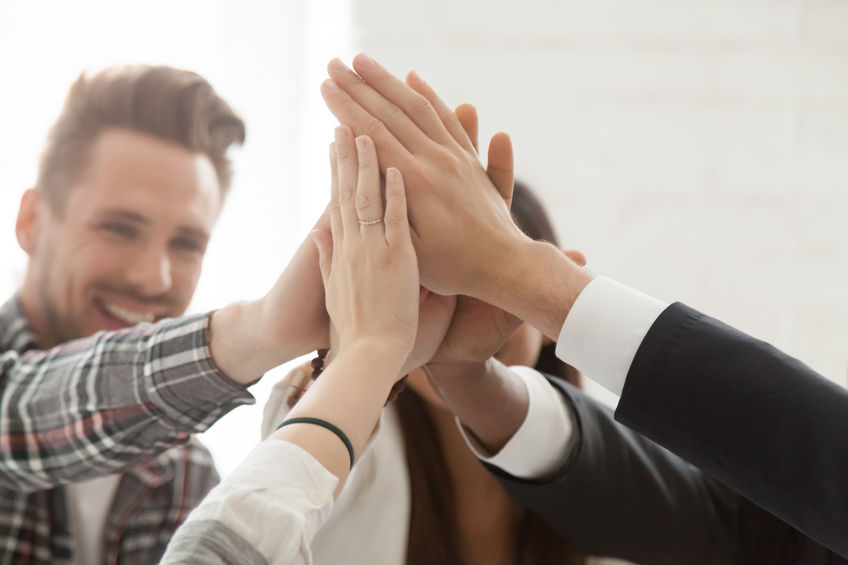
[16, 188, 43, 255]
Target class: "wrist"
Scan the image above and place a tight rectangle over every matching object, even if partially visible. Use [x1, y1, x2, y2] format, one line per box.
[425, 357, 529, 453]
[478, 239, 595, 341]
[209, 300, 280, 385]
[424, 358, 490, 383]
[332, 337, 409, 380]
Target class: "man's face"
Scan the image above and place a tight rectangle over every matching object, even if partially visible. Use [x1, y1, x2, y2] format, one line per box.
[18, 127, 222, 347]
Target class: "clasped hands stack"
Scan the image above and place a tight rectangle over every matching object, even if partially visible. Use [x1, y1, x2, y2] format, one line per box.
[257, 54, 593, 486]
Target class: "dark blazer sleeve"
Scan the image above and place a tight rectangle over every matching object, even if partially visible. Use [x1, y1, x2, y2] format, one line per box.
[488, 377, 844, 565]
[616, 302, 848, 559]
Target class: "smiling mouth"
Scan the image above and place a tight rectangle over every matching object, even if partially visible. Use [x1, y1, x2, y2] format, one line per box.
[97, 299, 156, 325]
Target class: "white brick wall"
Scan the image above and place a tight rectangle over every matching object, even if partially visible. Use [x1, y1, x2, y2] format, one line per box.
[351, 0, 848, 387]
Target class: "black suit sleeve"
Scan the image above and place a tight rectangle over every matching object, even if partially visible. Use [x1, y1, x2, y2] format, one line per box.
[616, 302, 848, 559]
[488, 377, 844, 564]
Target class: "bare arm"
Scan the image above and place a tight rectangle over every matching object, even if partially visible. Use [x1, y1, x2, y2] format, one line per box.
[210, 208, 331, 384]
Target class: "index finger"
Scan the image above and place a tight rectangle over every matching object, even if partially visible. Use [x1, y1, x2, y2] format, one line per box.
[347, 54, 457, 153]
[321, 78, 413, 175]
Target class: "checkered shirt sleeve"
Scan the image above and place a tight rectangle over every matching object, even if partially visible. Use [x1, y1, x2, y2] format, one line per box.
[0, 313, 254, 492]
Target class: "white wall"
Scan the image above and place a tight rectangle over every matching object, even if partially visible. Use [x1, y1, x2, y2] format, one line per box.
[350, 0, 848, 396]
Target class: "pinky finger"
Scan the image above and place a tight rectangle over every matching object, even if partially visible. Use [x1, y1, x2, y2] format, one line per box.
[383, 167, 411, 246]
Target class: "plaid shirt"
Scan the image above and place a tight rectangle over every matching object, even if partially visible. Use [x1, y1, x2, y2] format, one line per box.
[0, 296, 255, 565]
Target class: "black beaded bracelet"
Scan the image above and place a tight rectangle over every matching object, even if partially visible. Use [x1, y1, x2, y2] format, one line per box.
[276, 416, 354, 470]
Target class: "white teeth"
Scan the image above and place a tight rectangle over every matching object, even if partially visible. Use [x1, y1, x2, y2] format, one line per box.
[102, 302, 155, 324]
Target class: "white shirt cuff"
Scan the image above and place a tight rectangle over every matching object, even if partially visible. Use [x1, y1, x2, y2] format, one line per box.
[556, 277, 668, 396]
[458, 366, 575, 478]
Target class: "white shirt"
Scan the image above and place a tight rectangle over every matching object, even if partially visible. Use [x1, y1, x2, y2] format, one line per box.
[468, 277, 668, 479]
[66, 474, 121, 565]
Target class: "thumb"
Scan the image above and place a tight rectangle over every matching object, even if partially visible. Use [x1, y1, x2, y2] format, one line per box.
[311, 229, 333, 288]
[487, 132, 514, 207]
[562, 248, 587, 267]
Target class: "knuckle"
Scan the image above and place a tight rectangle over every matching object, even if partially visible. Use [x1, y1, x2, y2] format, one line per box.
[335, 143, 353, 161]
[354, 192, 373, 211]
[385, 102, 406, 121]
[339, 186, 355, 202]
[357, 153, 374, 171]
[383, 212, 404, 226]
[362, 117, 386, 140]
[436, 151, 462, 173]
[409, 93, 434, 117]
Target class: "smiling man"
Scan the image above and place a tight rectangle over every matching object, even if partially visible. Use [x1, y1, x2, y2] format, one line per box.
[17, 125, 223, 344]
[0, 66, 279, 565]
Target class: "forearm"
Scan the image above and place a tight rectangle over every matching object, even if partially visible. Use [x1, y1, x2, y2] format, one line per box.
[269, 340, 405, 491]
[208, 212, 331, 384]
[424, 357, 528, 453]
[0, 314, 253, 491]
[476, 239, 594, 342]
[208, 300, 289, 384]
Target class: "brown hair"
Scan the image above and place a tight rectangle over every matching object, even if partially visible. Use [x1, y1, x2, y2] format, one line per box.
[398, 391, 584, 565]
[36, 64, 245, 210]
[399, 180, 585, 564]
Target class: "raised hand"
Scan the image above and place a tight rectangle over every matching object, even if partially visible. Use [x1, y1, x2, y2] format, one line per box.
[321, 55, 529, 299]
[312, 126, 419, 372]
[321, 55, 594, 341]
[426, 102, 523, 366]
[269, 126, 425, 485]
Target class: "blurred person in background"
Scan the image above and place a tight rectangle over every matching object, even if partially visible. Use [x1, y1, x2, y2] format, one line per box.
[0, 65, 333, 565]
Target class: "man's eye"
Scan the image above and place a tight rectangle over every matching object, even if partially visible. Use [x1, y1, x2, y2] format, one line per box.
[172, 237, 205, 254]
[102, 223, 136, 238]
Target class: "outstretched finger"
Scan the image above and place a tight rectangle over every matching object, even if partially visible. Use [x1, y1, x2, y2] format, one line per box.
[346, 54, 456, 152]
[454, 103, 479, 154]
[405, 70, 476, 155]
[328, 142, 343, 243]
[487, 132, 514, 207]
[334, 125, 361, 240]
[383, 167, 411, 247]
[355, 135, 384, 239]
[311, 228, 334, 289]
[321, 78, 412, 175]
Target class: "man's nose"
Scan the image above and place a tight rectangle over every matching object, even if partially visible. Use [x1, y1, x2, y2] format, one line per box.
[125, 244, 173, 296]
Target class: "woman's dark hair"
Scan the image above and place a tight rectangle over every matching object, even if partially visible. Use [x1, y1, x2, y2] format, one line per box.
[399, 180, 585, 565]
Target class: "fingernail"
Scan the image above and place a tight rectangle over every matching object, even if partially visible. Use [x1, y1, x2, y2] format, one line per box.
[355, 136, 368, 151]
[356, 53, 375, 70]
[408, 70, 422, 84]
[322, 78, 340, 93]
[329, 58, 348, 72]
[386, 167, 398, 180]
